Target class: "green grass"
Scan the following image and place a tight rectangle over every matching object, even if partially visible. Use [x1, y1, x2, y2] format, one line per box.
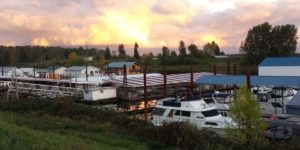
[148, 57, 258, 74]
[0, 111, 153, 150]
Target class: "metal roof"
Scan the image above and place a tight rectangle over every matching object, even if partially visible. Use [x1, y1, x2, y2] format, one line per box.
[259, 57, 300, 66]
[46, 66, 65, 72]
[65, 66, 100, 72]
[1, 67, 14, 73]
[195, 75, 300, 87]
[105, 62, 137, 68]
[108, 72, 213, 88]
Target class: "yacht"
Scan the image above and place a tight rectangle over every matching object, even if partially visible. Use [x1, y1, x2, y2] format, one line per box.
[151, 96, 235, 129]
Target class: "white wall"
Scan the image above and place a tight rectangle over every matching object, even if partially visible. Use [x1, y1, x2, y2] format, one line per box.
[83, 87, 116, 101]
[55, 67, 66, 75]
[259, 66, 300, 76]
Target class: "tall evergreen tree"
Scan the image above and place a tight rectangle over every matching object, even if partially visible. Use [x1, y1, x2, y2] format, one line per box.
[118, 44, 126, 59]
[162, 46, 170, 56]
[133, 42, 140, 59]
[178, 40, 187, 57]
[104, 46, 111, 59]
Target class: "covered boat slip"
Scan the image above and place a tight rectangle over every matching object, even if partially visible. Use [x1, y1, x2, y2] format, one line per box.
[195, 75, 300, 115]
[196, 75, 300, 87]
[111, 72, 213, 101]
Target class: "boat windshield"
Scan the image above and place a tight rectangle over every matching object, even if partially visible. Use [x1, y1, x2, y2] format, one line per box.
[151, 108, 166, 116]
[201, 109, 219, 117]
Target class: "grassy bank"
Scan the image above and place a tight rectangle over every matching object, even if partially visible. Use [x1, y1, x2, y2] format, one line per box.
[0, 111, 155, 150]
[0, 97, 299, 150]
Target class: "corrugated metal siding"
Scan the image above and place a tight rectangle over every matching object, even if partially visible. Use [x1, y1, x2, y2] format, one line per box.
[259, 66, 300, 76]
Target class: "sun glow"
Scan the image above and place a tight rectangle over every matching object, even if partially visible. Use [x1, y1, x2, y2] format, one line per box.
[88, 11, 150, 46]
[201, 35, 222, 45]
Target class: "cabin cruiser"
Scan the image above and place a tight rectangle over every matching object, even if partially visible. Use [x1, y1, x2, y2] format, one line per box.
[151, 96, 235, 129]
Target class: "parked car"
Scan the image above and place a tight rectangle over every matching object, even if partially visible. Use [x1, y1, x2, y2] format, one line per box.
[263, 126, 293, 141]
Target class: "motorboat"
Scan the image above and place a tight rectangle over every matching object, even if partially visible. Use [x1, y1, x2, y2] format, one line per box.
[151, 96, 235, 129]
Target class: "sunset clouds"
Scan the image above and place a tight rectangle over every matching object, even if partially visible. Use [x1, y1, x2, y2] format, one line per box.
[0, 0, 299, 53]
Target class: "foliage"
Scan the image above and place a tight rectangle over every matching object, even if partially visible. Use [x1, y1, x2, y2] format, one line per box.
[241, 22, 298, 64]
[226, 85, 267, 148]
[118, 44, 126, 59]
[140, 53, 153, 65]
[68, 52, 77, 63]
[188, 44, 203, 57]
[178, 40, 187, 57]
[98, 55, 106, 68]
[162, 46, 170, 57]
[133, 42, 140, 59]
[0, 45, 102, 66]
[159, 122, 225, 150]
[0, 111, 152, 150]
[203, 41, 220, 55]
[104, 46, 111, 59]
[0, 97, 299, 149]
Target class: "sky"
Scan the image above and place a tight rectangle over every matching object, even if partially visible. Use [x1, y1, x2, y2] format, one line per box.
[0, 0, 299, 54]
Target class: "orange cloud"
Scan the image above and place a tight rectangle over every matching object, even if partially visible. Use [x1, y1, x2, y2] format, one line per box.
[31, 38, 49, 46]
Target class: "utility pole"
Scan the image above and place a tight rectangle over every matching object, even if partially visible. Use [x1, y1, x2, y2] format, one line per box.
[143, 65, 148, 121]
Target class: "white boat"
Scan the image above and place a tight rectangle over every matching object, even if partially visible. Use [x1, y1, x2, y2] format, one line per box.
[257, 87, 298, 114]
[151, 97, 235, 129]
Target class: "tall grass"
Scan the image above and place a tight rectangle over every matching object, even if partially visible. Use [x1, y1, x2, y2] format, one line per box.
[0, 111, 152, 150]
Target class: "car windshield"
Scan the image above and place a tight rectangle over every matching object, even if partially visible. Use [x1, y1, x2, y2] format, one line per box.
[201, 109, 219, 117]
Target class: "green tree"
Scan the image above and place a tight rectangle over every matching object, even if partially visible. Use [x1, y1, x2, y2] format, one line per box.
[241, 22, 297, 64]
[133, 42, 140, 59]
[104, 46, 111, 59]
[162, 46, 170, 57]
[9, 47, 18, 65]
[203, 41, 220, 55]
[118, 44, 126, 59]
[98, 55, 106, 68]
[178, 40, 187, 57]
[226, 85, 267, 148]
[140, 53, 153, 65]
[269, 24, 297, 56]
[188, 44, 203, 57]
[68, 52, 77, 63]
[240, 22, 272, 64]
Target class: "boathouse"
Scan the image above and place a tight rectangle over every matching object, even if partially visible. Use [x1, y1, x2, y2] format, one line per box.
[259, 57, 300, 76]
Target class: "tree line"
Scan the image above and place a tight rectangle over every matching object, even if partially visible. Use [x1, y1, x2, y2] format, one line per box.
[0, 40, 223, 67]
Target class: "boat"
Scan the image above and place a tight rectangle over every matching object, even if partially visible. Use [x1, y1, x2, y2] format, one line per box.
[151, 96, 235, 130]
[257, 87, 298, 114]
